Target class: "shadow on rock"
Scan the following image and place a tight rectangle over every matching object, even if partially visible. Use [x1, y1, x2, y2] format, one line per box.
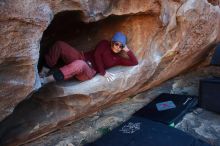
[0, 85, 92, 146]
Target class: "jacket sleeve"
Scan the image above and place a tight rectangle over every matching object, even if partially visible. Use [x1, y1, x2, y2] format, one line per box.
[94, 40, 108, 75]
[117, 50, 138, 66]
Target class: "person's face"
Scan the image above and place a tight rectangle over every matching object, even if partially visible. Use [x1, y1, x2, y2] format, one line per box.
[111, 41, 124, 53]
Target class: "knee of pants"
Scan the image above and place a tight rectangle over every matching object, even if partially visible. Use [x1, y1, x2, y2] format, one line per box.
[53, 41, 62, 48]
[60, 60, 88, 80]
[55, 41, 65, 46]
[69, 60, 88, 73]
[76, 60, 87, 68]
[60, 60, 96, 81]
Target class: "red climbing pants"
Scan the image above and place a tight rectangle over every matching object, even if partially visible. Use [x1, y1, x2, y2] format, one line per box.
[45, 41, 96, 81]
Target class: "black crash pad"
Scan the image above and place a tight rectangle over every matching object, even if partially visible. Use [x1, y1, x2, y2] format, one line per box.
[85, 117, 210, 146]
[134, 93, 198, 125]
[211, 43, 220, 66]
[199, 78, 220, 113]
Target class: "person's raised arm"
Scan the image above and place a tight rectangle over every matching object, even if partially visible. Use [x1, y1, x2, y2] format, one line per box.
[117, 45, 138, 66]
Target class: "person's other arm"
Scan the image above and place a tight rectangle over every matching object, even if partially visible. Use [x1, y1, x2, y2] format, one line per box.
[44, 42, 61, 68]
[94, 40, 108, 75]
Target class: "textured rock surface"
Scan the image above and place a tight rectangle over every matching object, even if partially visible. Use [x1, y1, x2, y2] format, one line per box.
[23, 66, 220, 146]
[1, 0, 220, 145]
[0, 0, 160, 122]
[176, 108, 220, 146]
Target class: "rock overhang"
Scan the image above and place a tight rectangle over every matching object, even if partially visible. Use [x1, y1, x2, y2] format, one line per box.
[0, 0, 220, 145]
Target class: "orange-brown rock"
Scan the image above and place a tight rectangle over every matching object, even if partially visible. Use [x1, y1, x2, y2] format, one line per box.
[0, 0, 160, 122]
[0, 0, 220, 145]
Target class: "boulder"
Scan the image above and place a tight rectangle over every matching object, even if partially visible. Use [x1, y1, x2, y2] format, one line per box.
[0, 0, 220, 145]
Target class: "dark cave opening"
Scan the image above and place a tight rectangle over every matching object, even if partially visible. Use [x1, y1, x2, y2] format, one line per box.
[38, 10, 90, 72]
[37, 10, 126, 72]
[37, 10, 146, 73]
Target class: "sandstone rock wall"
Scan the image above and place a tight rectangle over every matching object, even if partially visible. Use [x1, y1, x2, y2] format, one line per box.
[0, 0, 220, 145]
[0, 0, 160, 122]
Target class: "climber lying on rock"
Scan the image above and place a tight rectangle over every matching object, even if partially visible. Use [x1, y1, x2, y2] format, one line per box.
[40, 32, 138, 85]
